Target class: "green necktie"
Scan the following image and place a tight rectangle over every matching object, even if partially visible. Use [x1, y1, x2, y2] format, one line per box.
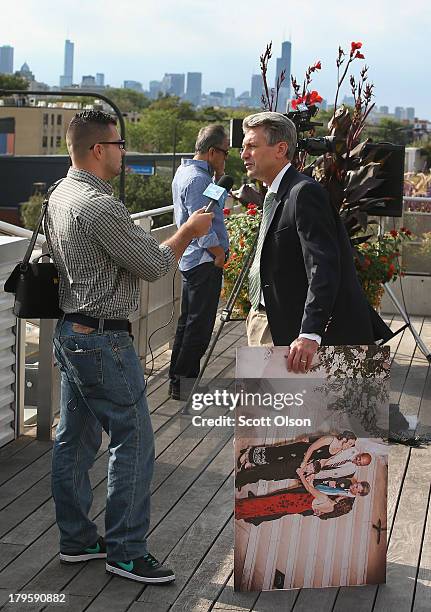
[248, 191, 277, 310]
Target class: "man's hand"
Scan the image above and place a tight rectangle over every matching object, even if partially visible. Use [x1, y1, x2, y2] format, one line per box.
[208, 245, 226, 268]
[185, 208, 214, 238]
[285, 337, 318, 373]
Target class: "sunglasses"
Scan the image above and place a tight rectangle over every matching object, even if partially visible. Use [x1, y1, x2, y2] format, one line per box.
[212, 146, 229, 158]
[89, 140, 126, 150]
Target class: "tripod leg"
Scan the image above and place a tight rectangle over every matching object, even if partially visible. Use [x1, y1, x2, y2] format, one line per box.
[182, 234, 260, 414]
[384, 282, 431, 362]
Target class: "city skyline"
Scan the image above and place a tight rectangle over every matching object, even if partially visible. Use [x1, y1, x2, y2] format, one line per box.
[1, 0, 430, 118]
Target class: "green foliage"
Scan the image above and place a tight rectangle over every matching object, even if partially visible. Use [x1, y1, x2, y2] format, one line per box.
[0, 74, 29, 90]
[112, 173, 173, 227]
[355, 228, 413, 307]
[223, 205, 261, 316]
[225, 149, 247, 186]
[127, 111, 200, 153]
[366, 117, 412, 145]
[20, 194, 44, 231]
[104, 87, 151, 112]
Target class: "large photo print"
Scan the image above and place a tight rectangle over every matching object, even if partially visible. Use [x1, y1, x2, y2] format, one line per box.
[234, 345, 390, 591]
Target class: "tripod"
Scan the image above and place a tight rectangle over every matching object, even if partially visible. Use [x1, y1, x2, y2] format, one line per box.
[377, 219, 431, 363]
[182, 233, 258, 414]
[382, 280, 431, 362]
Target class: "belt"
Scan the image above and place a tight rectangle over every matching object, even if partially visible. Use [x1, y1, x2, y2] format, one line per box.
[64, 313, 130, 332]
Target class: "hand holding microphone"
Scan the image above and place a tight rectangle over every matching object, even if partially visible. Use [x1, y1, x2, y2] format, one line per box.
[203, 175, 234, 213]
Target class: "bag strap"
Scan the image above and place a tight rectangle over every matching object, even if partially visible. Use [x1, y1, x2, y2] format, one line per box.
[21, 179, 63, 267]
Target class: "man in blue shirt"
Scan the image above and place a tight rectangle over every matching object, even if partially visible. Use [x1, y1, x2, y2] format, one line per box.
[169, 125, 230, 399]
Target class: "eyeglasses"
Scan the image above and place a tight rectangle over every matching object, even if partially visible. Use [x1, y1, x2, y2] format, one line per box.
[212, 146, 229, 158]
[89, 140, 126, 150]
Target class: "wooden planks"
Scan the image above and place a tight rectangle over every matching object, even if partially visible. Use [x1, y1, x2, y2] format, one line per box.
[0, 319, 429, 612]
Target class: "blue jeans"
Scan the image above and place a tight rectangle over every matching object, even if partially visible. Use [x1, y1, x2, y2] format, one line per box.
[52, 319, 155, 562]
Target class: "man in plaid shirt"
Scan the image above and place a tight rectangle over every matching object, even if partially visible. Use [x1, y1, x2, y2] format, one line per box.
[45, 110, 213, 584]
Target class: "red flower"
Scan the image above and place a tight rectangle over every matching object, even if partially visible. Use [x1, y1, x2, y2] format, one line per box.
[351, 41, 363, 52]
[363, 257, 371, 269]
[247, 209, 257, 216]
[290, 97, 302, 110]
[380, 256, 388, 263]
[247, 203, 257, 209]
[389, 230, 398, 237]
[355, 52, 365, 59]
[307, 90, 323, 105]
[223, 208, 230, 216]
[389, 263, 395, 273]
[314, 61, 322, 70]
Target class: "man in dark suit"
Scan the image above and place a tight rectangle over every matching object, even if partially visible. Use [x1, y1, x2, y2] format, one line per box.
[241, 112, 384, 373]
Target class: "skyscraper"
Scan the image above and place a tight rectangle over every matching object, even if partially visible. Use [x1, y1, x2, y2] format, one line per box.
[96, 73, 105, 87]
[406, 107, 415, 122]
[250, 74, 263, 107]
[186, 72, 202, 106]
[162, 73, 185, 97]
[149, 80, 162, 99]
[60, 39, 74, 88]
[275, 41, 292, 112]
[0, 46, 14, 74]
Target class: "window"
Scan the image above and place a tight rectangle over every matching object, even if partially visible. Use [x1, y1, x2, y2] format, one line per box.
[57, 115, 62, 126]
[56, 136, 62, 148]
[50, 136, 54, 147]
[42, 136, 48, 148]
[43, 113, 48, 126]
[51, 114, 55, 126]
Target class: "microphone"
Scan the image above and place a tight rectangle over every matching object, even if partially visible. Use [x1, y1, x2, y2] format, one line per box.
[203, 175, 234, 213]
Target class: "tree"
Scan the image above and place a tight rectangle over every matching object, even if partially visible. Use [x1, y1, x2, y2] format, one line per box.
[104, 87, 150, 112]
[0, 74, 29, 91]
[112, 174, 173, 227]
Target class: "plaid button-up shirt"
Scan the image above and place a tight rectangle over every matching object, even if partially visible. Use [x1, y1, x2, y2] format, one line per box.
[44, 167, 176, 319]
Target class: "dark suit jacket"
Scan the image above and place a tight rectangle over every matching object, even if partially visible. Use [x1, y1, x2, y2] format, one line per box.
[260, 165, 390, 345]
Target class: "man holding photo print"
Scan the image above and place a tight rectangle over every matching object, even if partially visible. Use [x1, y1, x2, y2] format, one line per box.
[241, 112, 380, 372]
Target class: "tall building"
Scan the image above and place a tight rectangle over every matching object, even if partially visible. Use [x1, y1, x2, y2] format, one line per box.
[275, 40, 291, 112]
[17, 62, 34, 82]
[60, 39, 74, 88]
[250, 74, 263, 107]
[81, 75, 96, 88]
[185, 72, 202, 106]
[406, 107, 415, 122]
[96, 73, 105, 87]
[394, 106, 405, 120]
[0, 45, 14, 74]
[379, 105, 389, 114]
[124, 80, 143, 93]
[162, 73, 185, 97]
[149, 80, 162, 99]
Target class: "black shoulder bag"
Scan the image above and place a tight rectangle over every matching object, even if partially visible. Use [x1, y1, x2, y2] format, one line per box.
[4, 180, 64, 319]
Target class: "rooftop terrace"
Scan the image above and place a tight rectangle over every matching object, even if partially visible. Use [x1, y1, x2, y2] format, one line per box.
[0, 314, 430, 612]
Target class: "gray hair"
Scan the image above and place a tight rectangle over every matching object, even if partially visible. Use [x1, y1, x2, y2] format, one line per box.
[242, 112, 297, 159]
[195, 124, 227, 153]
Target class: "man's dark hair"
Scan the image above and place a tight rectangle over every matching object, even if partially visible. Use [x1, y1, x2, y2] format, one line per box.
[195, 124, 227, 154]
[66, 110, 117, 159]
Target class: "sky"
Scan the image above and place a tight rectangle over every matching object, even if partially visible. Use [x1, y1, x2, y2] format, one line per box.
[1, 0, 430, 119]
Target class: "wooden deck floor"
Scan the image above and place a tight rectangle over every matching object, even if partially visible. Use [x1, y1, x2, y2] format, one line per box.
[0, 316, 430, 611]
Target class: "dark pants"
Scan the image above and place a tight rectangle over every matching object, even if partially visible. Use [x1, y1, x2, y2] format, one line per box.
[169, 262, 223, 390]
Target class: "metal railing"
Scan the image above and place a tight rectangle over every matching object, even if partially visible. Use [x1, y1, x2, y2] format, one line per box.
[0, 205, 179, 444]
